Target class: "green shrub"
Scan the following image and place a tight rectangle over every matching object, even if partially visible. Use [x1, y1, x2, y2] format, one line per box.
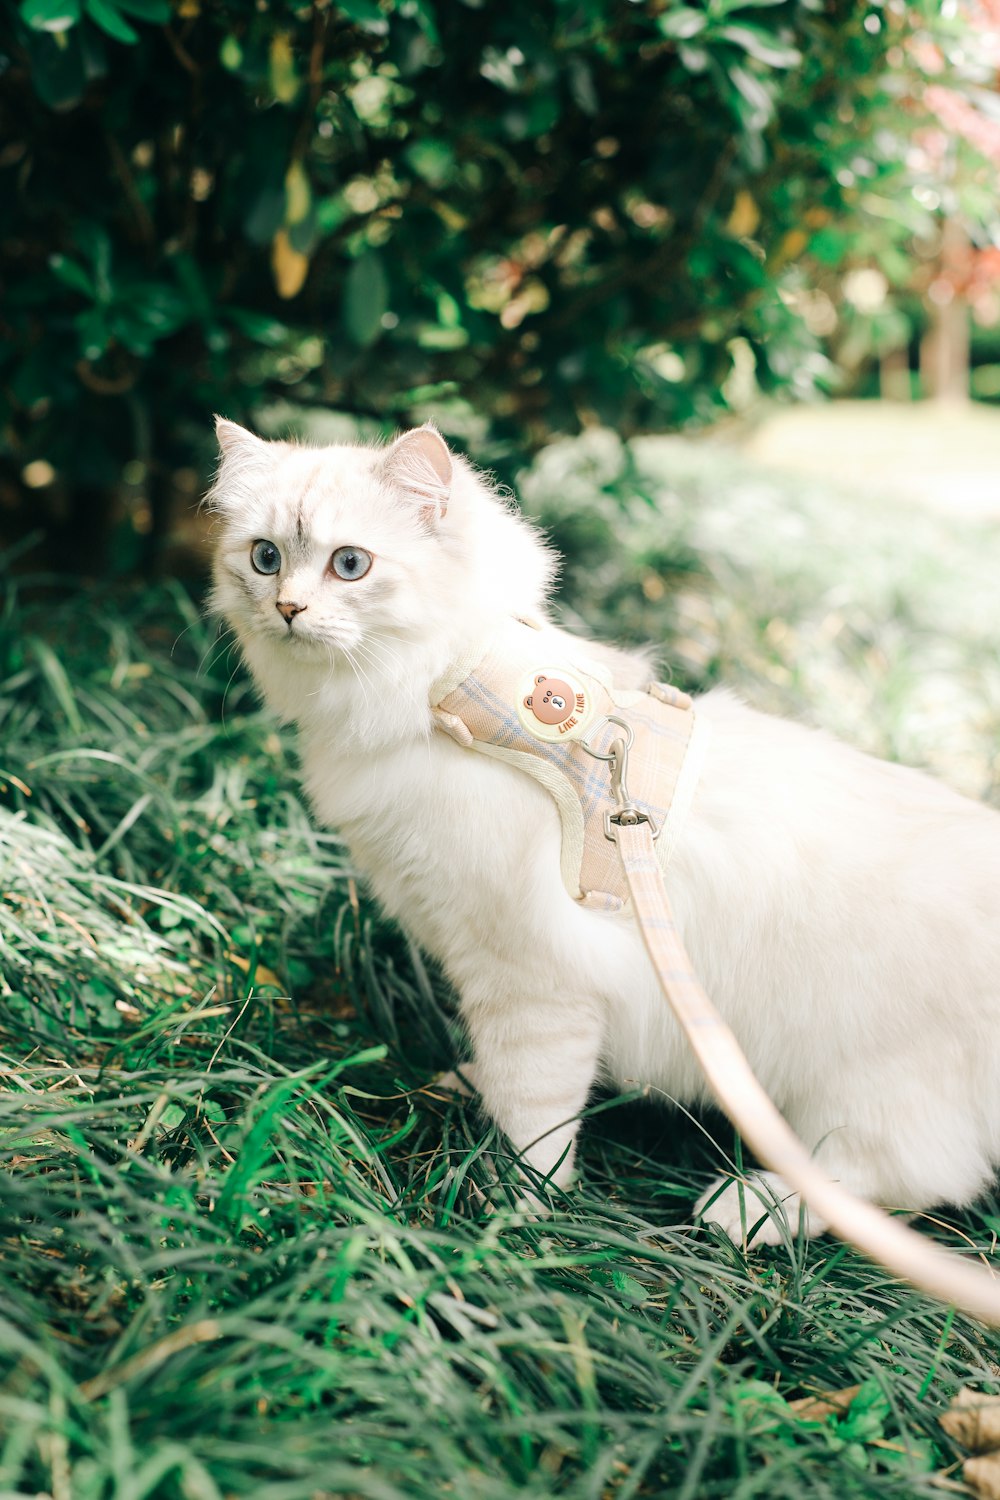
[0, 0, 953, 567]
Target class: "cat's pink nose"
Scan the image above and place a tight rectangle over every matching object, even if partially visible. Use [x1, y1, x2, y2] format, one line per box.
[276, 600, 306, 623]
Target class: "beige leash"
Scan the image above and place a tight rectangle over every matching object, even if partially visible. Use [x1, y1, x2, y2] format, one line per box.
[600, 732, 1000, 1327]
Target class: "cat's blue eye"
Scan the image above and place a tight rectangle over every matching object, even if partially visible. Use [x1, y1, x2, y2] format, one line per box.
[251, 539, 281, 575]
[330, 546, 373, 582]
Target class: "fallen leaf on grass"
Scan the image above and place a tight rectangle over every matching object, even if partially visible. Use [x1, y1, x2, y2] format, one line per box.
[965, 1456, 1000, 1500]
[226, 952, 284, 990]
[790, 1384, 863, 1421]
[941, 1389, 1000, 1453]
[941, 1388, 1000, 1499]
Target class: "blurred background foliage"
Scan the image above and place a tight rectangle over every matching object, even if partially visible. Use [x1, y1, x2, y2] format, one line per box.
[1, 0, 998, 574]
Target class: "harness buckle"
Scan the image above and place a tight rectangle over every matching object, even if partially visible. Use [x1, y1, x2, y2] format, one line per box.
[604, 806, 658, 842]
[580, 716, 660, 843]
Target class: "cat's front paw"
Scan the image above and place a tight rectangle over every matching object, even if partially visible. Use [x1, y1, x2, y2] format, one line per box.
[696, 1172, 828, 1247]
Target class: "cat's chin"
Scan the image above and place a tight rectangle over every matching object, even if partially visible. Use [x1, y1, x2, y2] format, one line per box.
[271, 626, 331, 652]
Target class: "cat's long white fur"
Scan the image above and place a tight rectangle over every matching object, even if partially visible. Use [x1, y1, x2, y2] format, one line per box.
[210, 421, 1000, 1242]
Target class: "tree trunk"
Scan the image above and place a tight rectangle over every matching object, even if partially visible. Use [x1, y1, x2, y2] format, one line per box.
[920, 217, 970, 402]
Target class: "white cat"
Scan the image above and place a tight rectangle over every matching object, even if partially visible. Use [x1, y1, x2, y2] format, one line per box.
[209, 419, 1000, 1242]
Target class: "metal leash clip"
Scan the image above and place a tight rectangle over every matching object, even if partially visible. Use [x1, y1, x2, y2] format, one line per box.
[578, 715, 660, 843]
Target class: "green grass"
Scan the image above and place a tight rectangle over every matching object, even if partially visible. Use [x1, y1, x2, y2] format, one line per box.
[4, 433, 1000, 1498]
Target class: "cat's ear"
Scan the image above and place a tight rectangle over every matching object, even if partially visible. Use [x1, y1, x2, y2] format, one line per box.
[215, 415, 270, 460]
[208, 417, 273, 514]
[382, 424, 452, 524]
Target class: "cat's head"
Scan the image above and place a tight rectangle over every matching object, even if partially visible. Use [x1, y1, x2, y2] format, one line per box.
[207, 420, 463, 654]
[207, 421, 553, 713]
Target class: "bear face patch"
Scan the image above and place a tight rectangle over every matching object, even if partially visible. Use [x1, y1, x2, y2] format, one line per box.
[524, 674, 575, 726]
[516, 669, 592, 742]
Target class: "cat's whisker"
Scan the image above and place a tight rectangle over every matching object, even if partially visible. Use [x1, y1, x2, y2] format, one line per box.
[345, 638, 381, 691]
[197, 624, 240, 679]
[341, 644, 374, 716]
[219, 654, 245, 737]
[356, 634, 407, 676]
[303, 637, 338, 698]
[170, 618, 198, 659]
[201, 634, 241, 685]
[195, 627, 229, 673]
[352, 637, 404, 686]
[200, 641, 238, 681]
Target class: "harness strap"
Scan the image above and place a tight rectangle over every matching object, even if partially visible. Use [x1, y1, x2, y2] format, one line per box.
[615, 815, 1000, 1327]
[432, 618, 704, 907]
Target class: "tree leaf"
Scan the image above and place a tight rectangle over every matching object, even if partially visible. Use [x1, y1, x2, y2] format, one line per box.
[269, 32, 299, 104]
[284, 160, 311, 226]
[657, 7, 707, 39]
[567, 56, 599, 114]
[717, 24, 802, 69]
[336, 0, 389, 32]
[404, 0, 439, 44]
[20, 0, 80, 34]
[114, 0, 170, 19]
[244, 185, 286, 246]
[344, 251, 388, 347]
[226, 308, 292, 347]
[26, 28, 86, 108]
[678, 42, 709, 72]
[84, 0, 138, 43]
[219, 33, 242, 70]
[403, 139, 454, 189]
[728, 64, 774, 131]
[271, 229, 309, 299]
[712, 0, 788, 11]
[75, 305, 110, 359]
[49, 252, 95, 297]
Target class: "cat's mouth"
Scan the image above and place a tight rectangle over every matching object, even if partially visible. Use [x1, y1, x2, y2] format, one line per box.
[273, 619, 321, 648]
[273, 619, 347, 655]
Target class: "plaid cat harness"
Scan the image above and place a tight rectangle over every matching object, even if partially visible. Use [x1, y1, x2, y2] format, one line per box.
[430, 617, 708, 910]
